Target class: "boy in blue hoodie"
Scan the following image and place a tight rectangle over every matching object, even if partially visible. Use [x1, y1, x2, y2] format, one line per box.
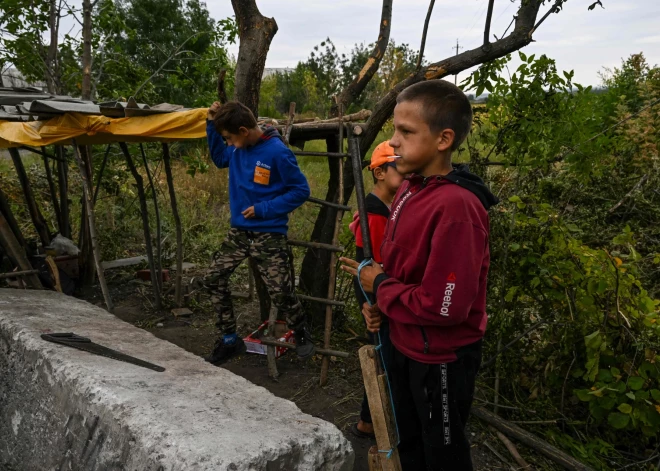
[204, 100, 313, 363]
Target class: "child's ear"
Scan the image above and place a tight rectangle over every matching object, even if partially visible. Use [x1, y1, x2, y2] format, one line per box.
[373, 167, 385, 181]
[239, 126, 250, 137]
[437, 129, 455, 152]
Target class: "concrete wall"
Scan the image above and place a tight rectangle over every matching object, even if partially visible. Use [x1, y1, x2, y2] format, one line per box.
[0, 289, 354, 470]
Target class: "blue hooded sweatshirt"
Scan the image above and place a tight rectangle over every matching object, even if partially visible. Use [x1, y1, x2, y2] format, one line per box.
[207, 121, 310, 234]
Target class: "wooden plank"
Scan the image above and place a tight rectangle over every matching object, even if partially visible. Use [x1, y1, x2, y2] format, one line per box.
[297, 294, 345, 307]
[0, 269, 39, 280]
[307, 196, 351, 212]
[45, 256, 62, 292]
[359, 345, 402, 471]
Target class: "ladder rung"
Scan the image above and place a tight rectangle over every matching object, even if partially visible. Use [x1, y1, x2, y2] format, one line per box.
[259, 338, 350, 358]
[297, 294, 345, 307]
[307, 197, 351, 212]
[287, 240, 344, 252]
[294, 151, 349, 158]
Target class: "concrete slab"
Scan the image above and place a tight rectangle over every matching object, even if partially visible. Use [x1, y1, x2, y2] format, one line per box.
[0, 289, 354, 471]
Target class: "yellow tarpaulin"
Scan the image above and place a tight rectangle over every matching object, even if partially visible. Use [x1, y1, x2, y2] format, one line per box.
[0, 108, 208, 148]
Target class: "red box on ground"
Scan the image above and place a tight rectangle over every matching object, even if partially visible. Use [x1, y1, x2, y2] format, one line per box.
[243, 321, 295, 358]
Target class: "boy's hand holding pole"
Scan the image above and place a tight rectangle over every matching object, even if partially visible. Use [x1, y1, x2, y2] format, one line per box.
[340, 257, 384, 332]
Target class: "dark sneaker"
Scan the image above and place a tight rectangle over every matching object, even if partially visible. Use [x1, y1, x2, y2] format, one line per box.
[293, 327, 316, 358]
[205, 337, 246, 364]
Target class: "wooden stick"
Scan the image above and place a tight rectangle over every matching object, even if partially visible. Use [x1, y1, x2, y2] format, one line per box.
[359, 345, 402, 470]
[0, 213, 42, 289]
[162, 143, 183, 307]
[92, 144, 112, 205]
[320, 102, 345, 386]
[9, 147, 51, 247]
[41, 147, 62, 233]
[491, 427, 531, 470]
[483, 440, 516, 471]
[0, 185, 27, 249]
[287, 239, 343, 252]
[56, 146, 70, 239]
[72, 142, 113, 312]
[472, 407, 594, 471]
[0, 269, 40, 280]
[283, 102, 296, 146]
[120, 142, 160, 310]
[266, 306, 279, 380]
[140, 143, 163, 296]
[259, 338, 349, 359]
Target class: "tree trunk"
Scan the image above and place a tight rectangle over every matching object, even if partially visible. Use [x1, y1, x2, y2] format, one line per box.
[119, 143, 161, 310]
[81, 0, 93, 101]
[162, 143, 183, 306]
[56, 146, 70, 238]
[231, 0, 278, 115]
[8, 147, 51, 247]
[46, 0, 61, 94]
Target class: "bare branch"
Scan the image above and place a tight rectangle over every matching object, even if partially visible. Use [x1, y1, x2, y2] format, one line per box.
[483, 0, 496, 46]
[361, 0, 545, 155]
[333, 0, 393, 116]
[416, 0, 436, 71]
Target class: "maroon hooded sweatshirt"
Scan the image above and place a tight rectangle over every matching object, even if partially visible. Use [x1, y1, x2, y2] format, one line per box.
[373, 166, 499, 364]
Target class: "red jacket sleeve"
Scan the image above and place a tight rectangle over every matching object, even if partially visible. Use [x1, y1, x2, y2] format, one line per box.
[377, 221, 487, 326]
[355, 214, 388, 264]
[368, 214, 387, 264]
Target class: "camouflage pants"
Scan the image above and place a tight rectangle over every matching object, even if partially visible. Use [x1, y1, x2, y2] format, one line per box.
[206, 228, 305, 336]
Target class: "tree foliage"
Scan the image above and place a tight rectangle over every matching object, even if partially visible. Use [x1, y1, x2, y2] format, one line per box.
[464, 53, 660, 469]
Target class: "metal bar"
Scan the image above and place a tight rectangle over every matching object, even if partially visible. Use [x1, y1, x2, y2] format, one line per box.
[287, 239, 344, 252]
[293, 151, 349, 158]
[297, 294, 345, 307]
[259, 338, 350, 359]
[0, 269, 40, 280]
[307, 196, 351, 212]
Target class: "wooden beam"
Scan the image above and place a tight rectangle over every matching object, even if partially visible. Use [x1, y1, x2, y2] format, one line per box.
[259, 338, 349, 358]
[162, 143, 183, 306]
[0, 185, 27, 249]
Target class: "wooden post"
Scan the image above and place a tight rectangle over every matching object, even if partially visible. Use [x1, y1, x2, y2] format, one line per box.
[359, 345, 402, 470]
[8, 147, 51, 247]
[77, 145, 95, 289]
[119, 142, 161, 310]
[162, 143, 183, 306]
[72, 142, 113, 312]
[320, 103, 345, 386]
[0, 185, 27, 249]
[45, 255, 62, 292]
[140, 143, 162, 296]
[266, 306, 279, 380]
[56, 146, 70, 239]
[0, 211, 42, 289]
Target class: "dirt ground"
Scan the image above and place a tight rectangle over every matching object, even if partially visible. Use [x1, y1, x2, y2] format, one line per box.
[82, 268, 543, 471]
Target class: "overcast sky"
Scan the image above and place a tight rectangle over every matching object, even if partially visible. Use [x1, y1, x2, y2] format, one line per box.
[206, 0, 660, 87]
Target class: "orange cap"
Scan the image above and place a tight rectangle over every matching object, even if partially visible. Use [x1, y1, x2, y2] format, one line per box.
[369, 141, 397, 170]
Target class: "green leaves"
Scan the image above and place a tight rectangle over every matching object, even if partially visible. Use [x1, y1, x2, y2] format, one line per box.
[608, 412, 630, 429]
[628, 377, 645, 391]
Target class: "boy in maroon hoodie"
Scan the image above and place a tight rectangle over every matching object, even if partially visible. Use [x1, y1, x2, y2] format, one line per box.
[341, 80, 498, 470]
